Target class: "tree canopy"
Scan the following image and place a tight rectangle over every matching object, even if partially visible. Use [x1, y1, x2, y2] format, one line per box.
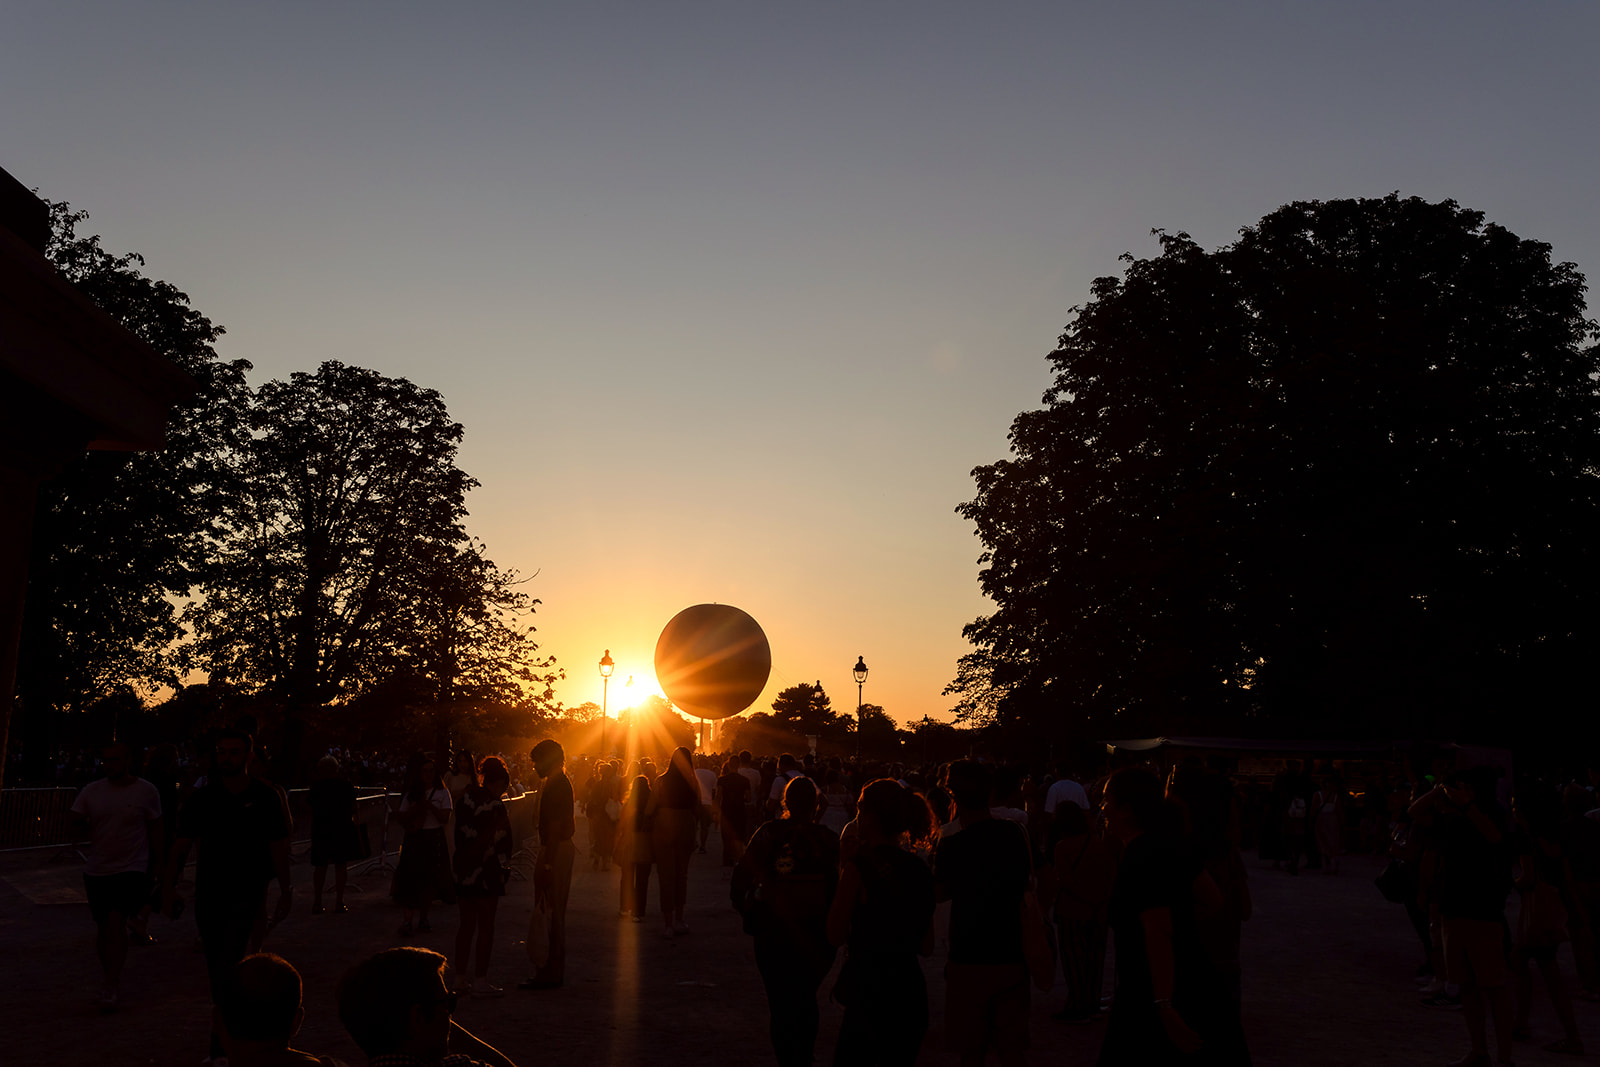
[952, 195, 1600, 744]
[17, 203, 252, 771]
[769, 681, 837, 736]
[14, 202, 560, 774]
[181, 362, 546, 714]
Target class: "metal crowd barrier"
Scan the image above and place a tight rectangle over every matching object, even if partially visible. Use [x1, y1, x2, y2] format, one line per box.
[0, 787, 82, 852]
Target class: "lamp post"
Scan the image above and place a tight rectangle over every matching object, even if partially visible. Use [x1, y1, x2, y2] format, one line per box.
[852, 656, 868, 760]
[599, 650, 615, 757]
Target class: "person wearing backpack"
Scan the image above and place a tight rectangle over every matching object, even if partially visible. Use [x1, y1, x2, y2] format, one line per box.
[733, 776, 840, 1067]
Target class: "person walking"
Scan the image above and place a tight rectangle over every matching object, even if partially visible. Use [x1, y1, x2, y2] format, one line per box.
[392, 754, 455, 936]
[1049, 799, 1116, 1024]
[1413, 767, 1516, 1067]
[69, 741, 164, 1011]
[1312, 777, 1344, 875]
[826, 779, 937, 1066]
[649, 746, 701, 937]
[452, 756, 513, 998]
[695, 755, 718, 854]
[1097, 765, 1247, 1066]
[616, 775, 655, 920]
[308, 755, 358, 915]
[734, 776, 840, 1067]
[164, 728, 292, 1066]
[717, 757, 753, 867]
[521, 738, 574, 990]
[586, 761, 619, 871]
[1509, 786, 1584, 1054]
[933, 760, 1034, 1067]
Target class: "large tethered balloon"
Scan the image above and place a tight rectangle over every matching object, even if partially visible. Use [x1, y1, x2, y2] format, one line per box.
[653, 604, 772, 720]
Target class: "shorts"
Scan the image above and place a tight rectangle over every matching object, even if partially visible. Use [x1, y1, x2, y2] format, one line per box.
[83, 872, 150, 926]
[944, 961, 1030, 1054]
[1443, 916, 1508, 988]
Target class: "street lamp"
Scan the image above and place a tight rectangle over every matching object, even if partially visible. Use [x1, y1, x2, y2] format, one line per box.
[852, 656, 868, 759]
[599, 650, 615, 756]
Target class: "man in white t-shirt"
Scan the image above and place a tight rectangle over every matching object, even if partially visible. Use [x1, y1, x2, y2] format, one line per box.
[1043, 763, 1090, 816]
[69, 742, 163, 1011]
[736, 750, 762, 793]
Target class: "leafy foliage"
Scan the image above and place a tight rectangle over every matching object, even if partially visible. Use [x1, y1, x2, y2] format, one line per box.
[769, 682, 837, 735]
[954, 195, 1600, 742]
[182, 361, 512, 708]
[19, 203, 252, 718]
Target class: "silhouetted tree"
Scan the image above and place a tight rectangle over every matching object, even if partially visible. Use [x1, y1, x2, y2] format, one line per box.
[400, 538, 561, 755]
[181, 361, 486, 778]
[769, 681, 837, 736]
[853, 702, 900, 754]
[16, 203, 252, 774]
[953, 195, 1600, 744]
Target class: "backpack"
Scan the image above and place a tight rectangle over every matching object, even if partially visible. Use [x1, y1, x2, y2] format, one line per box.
[741, 820, 835, 937]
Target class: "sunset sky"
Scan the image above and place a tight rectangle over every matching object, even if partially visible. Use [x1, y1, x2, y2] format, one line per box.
[5, 3, 1598, 725]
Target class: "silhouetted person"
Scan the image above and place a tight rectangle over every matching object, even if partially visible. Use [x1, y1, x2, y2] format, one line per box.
[393, 753, 455, 936]
[309, 756, 358, 914]
[585, 760, 618, 870]
[221, 953, 347, 1066]
[165, 728, 292, 1064]
[718, 757, 753, 866]
[452, 757, 513, 997]
[1048, 799, 1116, 1023]
[649, 746, 701, 936]
[616, 774, 655, 919]
[826, 779, 937, 1066]
[767, 753, 805, 819]
[69, 740, 163, 1011]
[934, 760, 1033, 1067]
[1509, 787, 1583, 1054]
[735, 776, 840, 1067]
[521, 739, 574, 989]
[337, 947, 515, 1067]
[1098, 766, 1247, 1066]
[1413, 767, 1516, 1067]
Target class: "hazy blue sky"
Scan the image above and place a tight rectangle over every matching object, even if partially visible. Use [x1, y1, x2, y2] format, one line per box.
[6, 2, 1597, 724]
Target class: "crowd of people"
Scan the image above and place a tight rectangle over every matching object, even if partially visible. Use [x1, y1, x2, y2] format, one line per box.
[58, 724, 1600, 1066]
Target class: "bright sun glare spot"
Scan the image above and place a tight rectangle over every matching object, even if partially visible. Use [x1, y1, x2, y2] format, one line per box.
[616, 670, 667, 708]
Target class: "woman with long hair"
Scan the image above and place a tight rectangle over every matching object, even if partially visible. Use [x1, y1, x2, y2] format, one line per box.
[452, 756, 513, 997]
[1097, 766, 1247, 1066]
[391, 753, 455, 937]
[735, 776, 840, 1067]
[826, 779, 937, 1066]
[616, 774, 655, 920]
[649, 746, 701, 937]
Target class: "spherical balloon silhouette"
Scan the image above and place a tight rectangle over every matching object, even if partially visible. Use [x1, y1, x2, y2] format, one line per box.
[653, 604, 772, 720]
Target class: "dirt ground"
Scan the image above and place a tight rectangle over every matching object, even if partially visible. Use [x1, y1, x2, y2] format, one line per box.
[5, 825, 1599, 1067]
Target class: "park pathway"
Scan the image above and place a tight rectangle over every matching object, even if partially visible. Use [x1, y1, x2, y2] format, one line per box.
[4, 823, 1599, 1065]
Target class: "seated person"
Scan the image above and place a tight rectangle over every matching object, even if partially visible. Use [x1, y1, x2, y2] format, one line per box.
[337, 947, 517, 1067]
[222, 953, 347, 1067]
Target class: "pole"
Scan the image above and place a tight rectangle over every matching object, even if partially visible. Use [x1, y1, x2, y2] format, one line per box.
[601, 674, 609, 758]
[856, 680, 863, 760]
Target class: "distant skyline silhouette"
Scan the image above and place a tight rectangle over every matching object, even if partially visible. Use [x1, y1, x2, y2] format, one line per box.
[5, 2, 1597, 723]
